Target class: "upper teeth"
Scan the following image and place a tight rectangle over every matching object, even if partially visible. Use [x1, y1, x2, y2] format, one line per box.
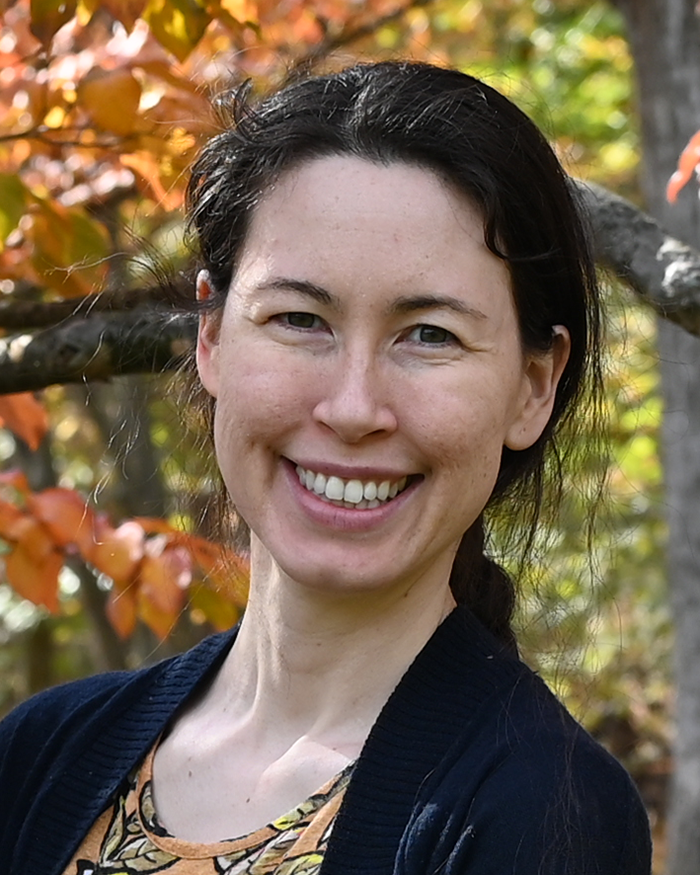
[295, 465, 408, 506]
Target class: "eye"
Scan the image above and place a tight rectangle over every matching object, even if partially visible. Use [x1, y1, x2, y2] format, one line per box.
[408, 324, 458, 346]
[278, 312, 324, 330]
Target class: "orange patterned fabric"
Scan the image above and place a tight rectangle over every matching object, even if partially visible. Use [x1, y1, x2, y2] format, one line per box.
[62, 744, 353, 875]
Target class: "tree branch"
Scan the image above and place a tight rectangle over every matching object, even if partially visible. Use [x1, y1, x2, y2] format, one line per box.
[0, 284, 186, 330]
[0, 308, 196, 393]
[576, 181, 700, 335]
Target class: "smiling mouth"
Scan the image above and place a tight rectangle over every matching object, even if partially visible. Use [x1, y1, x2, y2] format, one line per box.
[294, 464, 412, 510]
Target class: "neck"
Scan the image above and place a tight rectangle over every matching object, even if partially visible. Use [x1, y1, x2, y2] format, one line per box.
[216, 536, 456, 748]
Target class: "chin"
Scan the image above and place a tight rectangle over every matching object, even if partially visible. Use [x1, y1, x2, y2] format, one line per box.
[273, 550, 407, 599]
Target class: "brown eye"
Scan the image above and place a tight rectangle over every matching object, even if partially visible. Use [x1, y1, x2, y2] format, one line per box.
[413, 324, 454, 345]
[284, 312, 319, 329]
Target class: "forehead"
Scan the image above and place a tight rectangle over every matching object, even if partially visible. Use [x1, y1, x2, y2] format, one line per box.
[233, 155, 514, 324]
[251, 155, 483, 246]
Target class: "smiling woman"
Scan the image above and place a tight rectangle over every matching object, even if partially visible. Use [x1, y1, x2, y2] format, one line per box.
[0, 62, 651, 875]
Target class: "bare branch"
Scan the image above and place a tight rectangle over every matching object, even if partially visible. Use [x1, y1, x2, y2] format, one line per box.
[0, 284, 187, 330]
[0, 307, 196, 394]
[576, 180, 700, 336]
[0, 124, 124, 149]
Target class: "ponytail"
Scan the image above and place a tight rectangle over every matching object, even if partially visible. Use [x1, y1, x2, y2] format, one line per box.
[449, 515, 518, 656]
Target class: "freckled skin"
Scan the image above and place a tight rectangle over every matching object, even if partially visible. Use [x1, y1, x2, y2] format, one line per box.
[197, 156, 565, 604]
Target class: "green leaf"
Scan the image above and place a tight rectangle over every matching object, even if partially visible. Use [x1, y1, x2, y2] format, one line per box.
[0, 175, 27, 252]
[143, 0, 211, 62]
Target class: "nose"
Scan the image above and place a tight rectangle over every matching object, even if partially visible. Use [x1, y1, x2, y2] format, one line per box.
[312, 351, 398, 443]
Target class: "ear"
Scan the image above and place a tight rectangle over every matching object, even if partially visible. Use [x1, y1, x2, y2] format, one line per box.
[195, 270, 221, 399]
[505, 326, 571, 451]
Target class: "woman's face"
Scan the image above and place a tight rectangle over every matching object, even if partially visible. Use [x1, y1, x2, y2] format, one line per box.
[197, 156, 567, 599]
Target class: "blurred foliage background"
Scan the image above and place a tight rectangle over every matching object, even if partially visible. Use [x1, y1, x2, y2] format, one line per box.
[0, 0, 670, 868]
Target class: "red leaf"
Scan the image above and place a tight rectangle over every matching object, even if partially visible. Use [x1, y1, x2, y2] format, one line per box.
[0, 498, 32, 542]
[27, 487, 96, 554]
[668, 129, 700, 203]
[5, 521, 62, 612]
[90, 520, 145, 582]
[106, 587, 138, 639]
[0, 393, 48, 451]
[139, 547, 189, 615]
[137, 582, 180, 640]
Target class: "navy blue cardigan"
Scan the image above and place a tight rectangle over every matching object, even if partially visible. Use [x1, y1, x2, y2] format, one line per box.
[0, 608, 651, 875]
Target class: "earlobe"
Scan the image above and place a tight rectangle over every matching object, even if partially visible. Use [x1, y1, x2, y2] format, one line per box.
[195, 270, 221, 399]
[505, 326, 571, 451]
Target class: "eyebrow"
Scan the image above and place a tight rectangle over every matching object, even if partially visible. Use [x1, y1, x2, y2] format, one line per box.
[390, 294, 488, 321]
[255, 278, 336, 307]
[255, 279, 488, 321]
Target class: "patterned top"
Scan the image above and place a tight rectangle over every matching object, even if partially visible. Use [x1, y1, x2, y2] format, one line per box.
[62, 743, 354, 875]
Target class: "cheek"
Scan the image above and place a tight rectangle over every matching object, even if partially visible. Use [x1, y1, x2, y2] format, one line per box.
[409, 381, 511, 469]
[211, 353, 310, 461]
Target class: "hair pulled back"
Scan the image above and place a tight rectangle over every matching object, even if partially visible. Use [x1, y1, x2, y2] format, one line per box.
[186, 61, 602, 654]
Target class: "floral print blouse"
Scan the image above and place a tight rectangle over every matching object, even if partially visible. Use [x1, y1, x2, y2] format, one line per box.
[62, 743, 353, 875]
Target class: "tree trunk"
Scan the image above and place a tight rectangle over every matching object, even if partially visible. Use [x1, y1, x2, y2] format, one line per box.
[613, 1, 700, 871]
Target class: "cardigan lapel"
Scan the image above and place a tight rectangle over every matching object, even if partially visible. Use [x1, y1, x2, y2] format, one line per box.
[320, 607, 523, 875]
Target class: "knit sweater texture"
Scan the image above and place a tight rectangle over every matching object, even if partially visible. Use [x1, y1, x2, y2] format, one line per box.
[0, 607, 651, 875]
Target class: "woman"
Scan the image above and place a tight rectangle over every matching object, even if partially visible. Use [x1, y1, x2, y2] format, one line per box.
[0, 61, 651, 874]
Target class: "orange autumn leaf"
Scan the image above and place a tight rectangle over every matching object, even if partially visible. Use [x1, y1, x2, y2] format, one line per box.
[5, 520, 62, 612]
[120, 151, 183, 210]
[27, 487, 96, 554]
[139, 543, 190, 615]
[0, 498, 32, 542]
[106, 587, 138, 639]
[90, 520, 145, 582]
[16, 516, 56, 563]
[668, 129, 700, 203]
[0, 393, 48, 451]
[77, 68, 143, 137]
[135, 539, 191, 638]
[137, 590, 179, 641]
[137, 555, 185, 640]
[184, 533, 249, 602]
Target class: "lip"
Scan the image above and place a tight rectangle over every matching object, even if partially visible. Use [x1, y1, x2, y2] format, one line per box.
[288, 457, 413, 482]
[282, 458, 420, 533]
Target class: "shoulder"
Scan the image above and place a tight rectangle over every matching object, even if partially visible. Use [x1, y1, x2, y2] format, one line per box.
[0, 666, 153, 752]
[407, 669, 651, 874]
[0, 628, 234, 768]
[0, 629, 236, 873]
[0, 661, 167, 828]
